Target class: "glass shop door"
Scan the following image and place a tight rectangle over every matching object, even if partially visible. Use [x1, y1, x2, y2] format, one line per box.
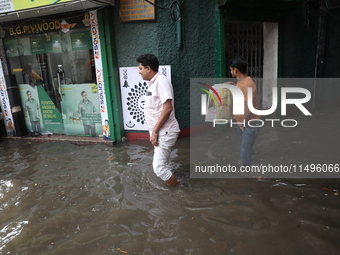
[3, 28, 102, 137]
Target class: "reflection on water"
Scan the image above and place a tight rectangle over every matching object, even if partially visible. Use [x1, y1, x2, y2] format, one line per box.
[0, 106, 340, 255]
[0, 221, 28, 252]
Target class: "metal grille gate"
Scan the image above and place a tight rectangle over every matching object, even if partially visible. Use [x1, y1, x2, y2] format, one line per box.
[225, 21, 264, 107]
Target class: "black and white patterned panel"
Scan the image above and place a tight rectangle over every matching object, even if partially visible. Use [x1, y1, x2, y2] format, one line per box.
[119, 66, 171, 131]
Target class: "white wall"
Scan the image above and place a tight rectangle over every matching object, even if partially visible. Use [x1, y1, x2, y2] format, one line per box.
[262, 22, 278, 109]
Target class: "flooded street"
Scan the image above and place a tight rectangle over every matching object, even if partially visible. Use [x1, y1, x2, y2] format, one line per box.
[1, 107, 340, 255]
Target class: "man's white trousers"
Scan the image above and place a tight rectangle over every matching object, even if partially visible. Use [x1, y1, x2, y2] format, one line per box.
[152, 132, 179, 181]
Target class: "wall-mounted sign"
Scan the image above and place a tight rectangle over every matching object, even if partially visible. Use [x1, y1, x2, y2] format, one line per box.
[120, 0, 156, 22]
[7, 21, 61, 36]
[4, 16, 84, 37]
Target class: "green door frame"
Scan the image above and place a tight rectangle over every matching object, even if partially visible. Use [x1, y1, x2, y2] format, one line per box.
[97, 8, 124, 143]
[215, 10, 226, 78]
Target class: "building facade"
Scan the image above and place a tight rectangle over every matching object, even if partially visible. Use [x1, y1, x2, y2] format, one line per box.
[1, 0, 339, 141]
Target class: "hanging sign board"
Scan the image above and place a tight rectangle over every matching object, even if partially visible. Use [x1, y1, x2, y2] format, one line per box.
[120, 0, 156, 22]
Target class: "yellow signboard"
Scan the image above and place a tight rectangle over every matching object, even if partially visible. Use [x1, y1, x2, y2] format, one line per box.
[120, 0, 156, 22]
[0, 0, 74, 14]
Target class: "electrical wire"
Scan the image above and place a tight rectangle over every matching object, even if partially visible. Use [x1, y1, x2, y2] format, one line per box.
[324, 0, 329, 10]
[315, 5, 340, 27]
[144, 0, 183, 21]
[144, 0, 169, 10]
[307, 0, 340, 29]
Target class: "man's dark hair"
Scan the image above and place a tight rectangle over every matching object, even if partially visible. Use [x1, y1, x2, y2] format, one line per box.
[136, 54, 159, 72]
[230, 56, 247, 74]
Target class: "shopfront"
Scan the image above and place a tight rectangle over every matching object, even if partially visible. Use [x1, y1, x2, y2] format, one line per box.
[0, 1, 117, 140]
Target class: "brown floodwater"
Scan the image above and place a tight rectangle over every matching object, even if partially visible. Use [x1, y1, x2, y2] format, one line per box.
[0, 106, 340, 255]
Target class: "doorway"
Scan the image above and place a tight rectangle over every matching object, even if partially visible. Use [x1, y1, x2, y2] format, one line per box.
[224, 21, 278, 109]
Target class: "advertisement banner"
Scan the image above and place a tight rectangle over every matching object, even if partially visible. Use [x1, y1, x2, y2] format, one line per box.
[19, 85, 43, 133]
[4, 38, 31, 57]
[51, 34, 70, 53]
[0, 0, 75, 14]
[4, 34, 71, 56]
[71, 31, 92, 51]
[19, 84, 63, 134]
[89, 10, 109, 137]
[60, 84, 102, 136]
[30, 36, 53, 54]
[0, 57, 13, 135]
[37, 85, 63, 133]
[0, 41, 9, 75]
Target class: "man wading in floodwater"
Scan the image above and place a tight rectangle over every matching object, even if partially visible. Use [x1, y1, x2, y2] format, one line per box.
[136, 54, 180, 186]
[230, 56, 261, 166]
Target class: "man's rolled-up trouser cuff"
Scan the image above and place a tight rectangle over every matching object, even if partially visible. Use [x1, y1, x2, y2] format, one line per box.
[153, 162, 172, 181]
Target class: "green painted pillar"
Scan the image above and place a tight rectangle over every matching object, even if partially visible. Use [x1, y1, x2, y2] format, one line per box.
[97, 8, 124, 143]
[215, 10, 226, 78]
